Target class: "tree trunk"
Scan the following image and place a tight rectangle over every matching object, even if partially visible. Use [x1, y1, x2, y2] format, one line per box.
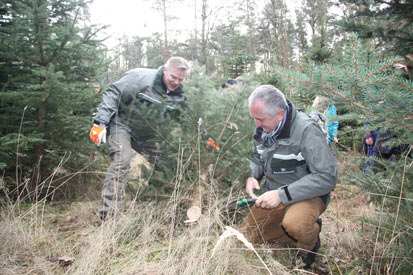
[283, 11, 289, 69]
[31, 0, 48, 200]
[246, 0, 255, 72]
[201, 0, 208, 73]
[162, 0, 169, 61]
[193, 0, 198, 61]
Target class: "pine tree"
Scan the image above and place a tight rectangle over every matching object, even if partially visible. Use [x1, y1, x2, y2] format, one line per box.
[144, 32, 167, 69]
[133, 64, 256, 212]
[272, 34, 413, 273]
[294, 8, 309, 64]
[337, 0, 413, 58]
[0, 0, 106, 200]
[261, 0, 292, 68]
[300, 0, 335, 63]
[209, 22, 257, 78]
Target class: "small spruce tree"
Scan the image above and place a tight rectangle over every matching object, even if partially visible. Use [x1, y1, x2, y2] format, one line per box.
[0, 0, 107, 200]
[130, 64, 256, 217]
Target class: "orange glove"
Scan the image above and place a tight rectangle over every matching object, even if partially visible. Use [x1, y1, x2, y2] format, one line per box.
[89, 124, 106, 146]
[206, 137, 220, 151]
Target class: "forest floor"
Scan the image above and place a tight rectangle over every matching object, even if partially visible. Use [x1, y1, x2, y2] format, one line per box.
[0, 150, 383, 274]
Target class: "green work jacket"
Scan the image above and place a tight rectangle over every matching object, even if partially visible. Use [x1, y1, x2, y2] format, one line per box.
[250, 101, 337, 206]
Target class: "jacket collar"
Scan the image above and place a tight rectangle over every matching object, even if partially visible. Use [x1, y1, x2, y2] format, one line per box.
[277, 100, 294, 139]
[152, 66, 184, 97]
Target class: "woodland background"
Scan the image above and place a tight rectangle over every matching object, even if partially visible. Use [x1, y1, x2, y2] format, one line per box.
[0, 0, 412, 274]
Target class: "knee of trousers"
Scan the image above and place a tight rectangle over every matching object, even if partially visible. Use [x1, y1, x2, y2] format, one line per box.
[111, 149, 133, 170]
[281, 218, 306, 240]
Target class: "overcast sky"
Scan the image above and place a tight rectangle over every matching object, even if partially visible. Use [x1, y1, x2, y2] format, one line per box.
[88, 1, 304, 48]
[88, 0, 194, 48]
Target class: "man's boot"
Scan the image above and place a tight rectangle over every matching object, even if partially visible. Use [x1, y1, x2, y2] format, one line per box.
[294, 218, 322, 269]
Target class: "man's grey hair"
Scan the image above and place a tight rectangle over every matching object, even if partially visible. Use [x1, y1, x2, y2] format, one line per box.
[248, 85, 288, 117]
[165, 56, 190, 71]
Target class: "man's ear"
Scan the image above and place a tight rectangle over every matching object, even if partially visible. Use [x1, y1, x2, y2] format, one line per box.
[277, 108, 285, 119]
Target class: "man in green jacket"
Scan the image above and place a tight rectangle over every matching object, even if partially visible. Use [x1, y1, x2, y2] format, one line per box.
[90, 56, 190, 221]
[239, 85, 337, 269]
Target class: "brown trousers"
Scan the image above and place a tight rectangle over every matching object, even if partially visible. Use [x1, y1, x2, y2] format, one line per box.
[239, 197, 326, 251]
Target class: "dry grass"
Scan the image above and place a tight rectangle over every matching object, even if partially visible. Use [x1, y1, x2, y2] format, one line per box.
[0, 196, 292, 274]
[0, 150, 393, 274]
[0, 191, 373, 274]
[321, 184, 376, 273]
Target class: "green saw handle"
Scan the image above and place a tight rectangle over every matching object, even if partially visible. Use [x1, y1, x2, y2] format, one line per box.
[236, 198, 257, 207]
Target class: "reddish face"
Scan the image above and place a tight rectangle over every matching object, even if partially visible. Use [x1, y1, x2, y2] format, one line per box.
[163, 66, 187, 92]
[250, 100, 285, 133]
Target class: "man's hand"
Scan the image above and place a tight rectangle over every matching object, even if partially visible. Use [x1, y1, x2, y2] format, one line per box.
[89, 124, 106, 146]
[245, 177, 260, 199]
[256, 190, 281, 209]
[332, 136, 338, 143]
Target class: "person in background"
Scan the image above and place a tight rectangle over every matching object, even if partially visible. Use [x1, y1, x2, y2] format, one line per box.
[394, 54, 412, 80]
[89, 56, 190, 221]
[362, 58, 413, 173]
[362, 123, 399, 173]
[221, 75, 243, 89]
[311, 95, 339, 145]
[239, 85, 337, 269]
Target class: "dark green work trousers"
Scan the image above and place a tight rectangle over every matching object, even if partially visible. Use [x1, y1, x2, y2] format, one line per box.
[99, 132, 133, 218]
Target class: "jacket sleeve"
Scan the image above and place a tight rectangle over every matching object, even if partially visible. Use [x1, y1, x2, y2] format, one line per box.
[249, 143, 264, 181]
[93, 83, 122, 125]
[277, 123, 337, 205]
[93, 72, 142, 125]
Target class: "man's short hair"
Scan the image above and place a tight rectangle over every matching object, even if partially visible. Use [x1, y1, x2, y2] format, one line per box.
[165, 56, 190, 71]
[248, 85, 287, 117]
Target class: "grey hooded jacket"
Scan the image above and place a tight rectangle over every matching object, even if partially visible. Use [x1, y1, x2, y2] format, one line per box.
[250, 101, 337, 206]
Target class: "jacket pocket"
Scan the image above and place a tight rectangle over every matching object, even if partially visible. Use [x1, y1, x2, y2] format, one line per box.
[271, 153, 306, 175]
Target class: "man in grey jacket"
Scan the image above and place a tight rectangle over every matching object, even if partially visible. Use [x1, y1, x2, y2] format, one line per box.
[239, 85, 337, 269]
[90, 57, 190, 221]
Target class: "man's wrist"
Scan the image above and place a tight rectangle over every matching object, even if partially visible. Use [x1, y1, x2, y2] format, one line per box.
[250, 174, 262, 181]
[93, 120, 106, 127]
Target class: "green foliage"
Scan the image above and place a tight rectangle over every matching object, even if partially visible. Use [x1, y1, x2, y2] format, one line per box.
[253, 71, 286, 93]
[144, 33, 168, 69]
[293, 8, 309, 58]
[0, 0, 107, 199]
[307, 33, 332, 63]
[135, 63, 256, 201]
[301, 0, 335, 64]
[209, 23, 258, 77]
[272, 34, 413, 273]
[337, 0, 413, 58]
[108, 33, 195, 79]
